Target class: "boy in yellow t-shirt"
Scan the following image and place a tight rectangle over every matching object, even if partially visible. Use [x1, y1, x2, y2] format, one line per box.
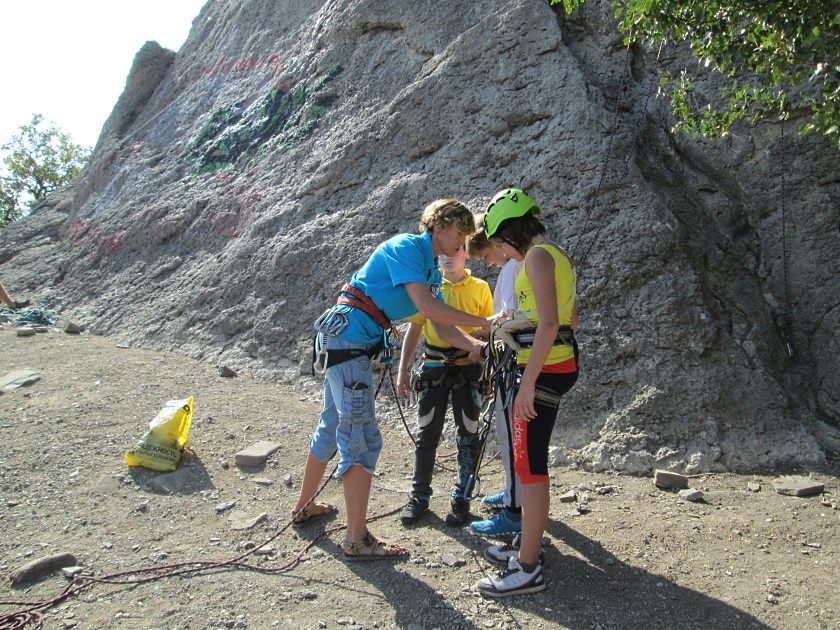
[396, 246, 493, 526]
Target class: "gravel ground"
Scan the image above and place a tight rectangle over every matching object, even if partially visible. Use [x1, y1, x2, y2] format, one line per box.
[1, 325, 838, 629]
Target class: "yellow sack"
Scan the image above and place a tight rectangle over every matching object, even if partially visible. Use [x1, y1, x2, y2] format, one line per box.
[125, 397, 194, 471]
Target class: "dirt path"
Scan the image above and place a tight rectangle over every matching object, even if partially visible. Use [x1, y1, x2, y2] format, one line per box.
[1, 327, 838, 629]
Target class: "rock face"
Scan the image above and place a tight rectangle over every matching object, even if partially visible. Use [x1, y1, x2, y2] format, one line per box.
[101, 41, 177, 141]
[2, 0, 838, 473]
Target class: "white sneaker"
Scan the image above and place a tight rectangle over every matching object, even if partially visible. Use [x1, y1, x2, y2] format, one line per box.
[484, 533, 546, 566]
[476, 557, 545, 597]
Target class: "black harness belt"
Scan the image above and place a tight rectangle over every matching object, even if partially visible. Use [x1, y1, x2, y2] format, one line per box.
[423, 343, 470, 366]
[320, 338, 385, 370]
[513, 325, 575, 348]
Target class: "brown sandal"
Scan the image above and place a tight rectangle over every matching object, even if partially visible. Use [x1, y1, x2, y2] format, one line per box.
[291, 502, 337, 527]
[342, 532, 407, 561]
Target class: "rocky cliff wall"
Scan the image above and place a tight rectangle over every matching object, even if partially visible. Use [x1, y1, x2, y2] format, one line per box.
[2, 0, 838, 473]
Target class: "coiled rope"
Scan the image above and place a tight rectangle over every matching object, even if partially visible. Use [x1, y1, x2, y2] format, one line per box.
[13, 308, 60, 328]
[0, 462, 403, 630]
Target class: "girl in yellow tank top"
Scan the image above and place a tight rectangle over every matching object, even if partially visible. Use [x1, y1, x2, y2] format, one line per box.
[475, 187, 580, 598]
[513, 242, 577, 367]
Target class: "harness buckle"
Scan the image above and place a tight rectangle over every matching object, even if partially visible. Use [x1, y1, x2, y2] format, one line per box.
[424, 343, 469, 366]
[312, 332, 329, 376]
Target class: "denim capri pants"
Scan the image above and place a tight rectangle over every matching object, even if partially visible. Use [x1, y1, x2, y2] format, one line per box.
[309, 335, 382, 477]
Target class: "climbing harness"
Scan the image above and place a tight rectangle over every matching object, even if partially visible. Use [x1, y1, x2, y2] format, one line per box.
[311, 284, 400, 375]
[311, 332, 385, 375]
[510, 325, 576, 349]
[412, 364, 486, 396]
[422, 343, 470, 366]
[336, 283, 391, 330]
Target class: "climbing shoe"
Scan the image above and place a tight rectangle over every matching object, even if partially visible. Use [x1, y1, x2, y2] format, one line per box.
[400, 495, 429, 524]
[445, 493, 470, 526]
[469, 509, 522, 536]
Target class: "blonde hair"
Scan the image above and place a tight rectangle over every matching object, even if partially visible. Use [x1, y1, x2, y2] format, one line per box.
[465, 213, 492, 258]
[419, 199, 475, 235]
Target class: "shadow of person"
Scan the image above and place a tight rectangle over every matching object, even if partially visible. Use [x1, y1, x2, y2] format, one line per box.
[412, 514, 774, 629]
[307, 535, 484, 630]
[494, 519, 774, 629]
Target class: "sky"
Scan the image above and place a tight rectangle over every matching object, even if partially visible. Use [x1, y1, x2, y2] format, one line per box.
[0, 1, 207, 150]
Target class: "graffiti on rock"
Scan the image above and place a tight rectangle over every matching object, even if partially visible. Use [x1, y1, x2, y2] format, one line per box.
[199, 184, 265, 239]
[182, 62, 341, 174]
[199, 53, 286, 78]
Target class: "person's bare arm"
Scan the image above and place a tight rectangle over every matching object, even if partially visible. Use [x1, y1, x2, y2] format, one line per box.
[0, 281, 14, 309]
[431, 322, 485, 361]
[404, 282, 491, 330]
[396, 321, 423, 398]
[514, 248, 559, 422]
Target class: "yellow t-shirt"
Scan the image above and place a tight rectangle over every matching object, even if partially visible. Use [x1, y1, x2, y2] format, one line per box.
[410, 269, 494, 366]
[514, 244, 576, 366]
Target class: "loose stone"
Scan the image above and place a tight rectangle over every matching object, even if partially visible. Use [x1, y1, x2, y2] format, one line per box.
[654, 470, 690, 489]
[235, 441, 281, 467]
[558, 490, 577, 503]
[773, 476, 824, 497]
[679, 488, 704, 502]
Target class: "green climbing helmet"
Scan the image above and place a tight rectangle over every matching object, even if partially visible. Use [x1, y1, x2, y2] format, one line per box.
[483, 188, 541, 237]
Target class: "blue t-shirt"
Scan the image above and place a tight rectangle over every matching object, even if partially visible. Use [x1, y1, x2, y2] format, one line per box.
[339, 231, 444, 343]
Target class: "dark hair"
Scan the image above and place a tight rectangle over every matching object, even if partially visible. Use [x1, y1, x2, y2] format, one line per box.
[493, 213, 546, 253]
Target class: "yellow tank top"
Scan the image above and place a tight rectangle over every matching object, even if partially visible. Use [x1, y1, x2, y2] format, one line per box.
[513, 243, 576, 365]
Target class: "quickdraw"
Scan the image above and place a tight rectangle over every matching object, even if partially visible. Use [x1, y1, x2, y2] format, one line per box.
[461, 328, 518, 501]
[338, 283, 401, 366]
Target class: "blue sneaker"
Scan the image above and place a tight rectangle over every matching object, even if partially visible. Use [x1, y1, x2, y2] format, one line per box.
[470, 509, 522, 536]
[481, 490, 506, 509]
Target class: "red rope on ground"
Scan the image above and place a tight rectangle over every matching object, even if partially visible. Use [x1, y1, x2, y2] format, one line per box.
[0, 463, 346, 629]
[2, 360, 503, 629]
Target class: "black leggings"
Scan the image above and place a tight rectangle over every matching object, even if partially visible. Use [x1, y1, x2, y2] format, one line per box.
[512, 370, 578, 483]
[411, 363, 483, 498]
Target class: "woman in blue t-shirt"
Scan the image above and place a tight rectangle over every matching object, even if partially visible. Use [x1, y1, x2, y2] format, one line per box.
[293, 199, 495, 561]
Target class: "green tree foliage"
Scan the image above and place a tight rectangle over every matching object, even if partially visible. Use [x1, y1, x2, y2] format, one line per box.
[552, 0, 840, 148]
[1, 114, 90, 228]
